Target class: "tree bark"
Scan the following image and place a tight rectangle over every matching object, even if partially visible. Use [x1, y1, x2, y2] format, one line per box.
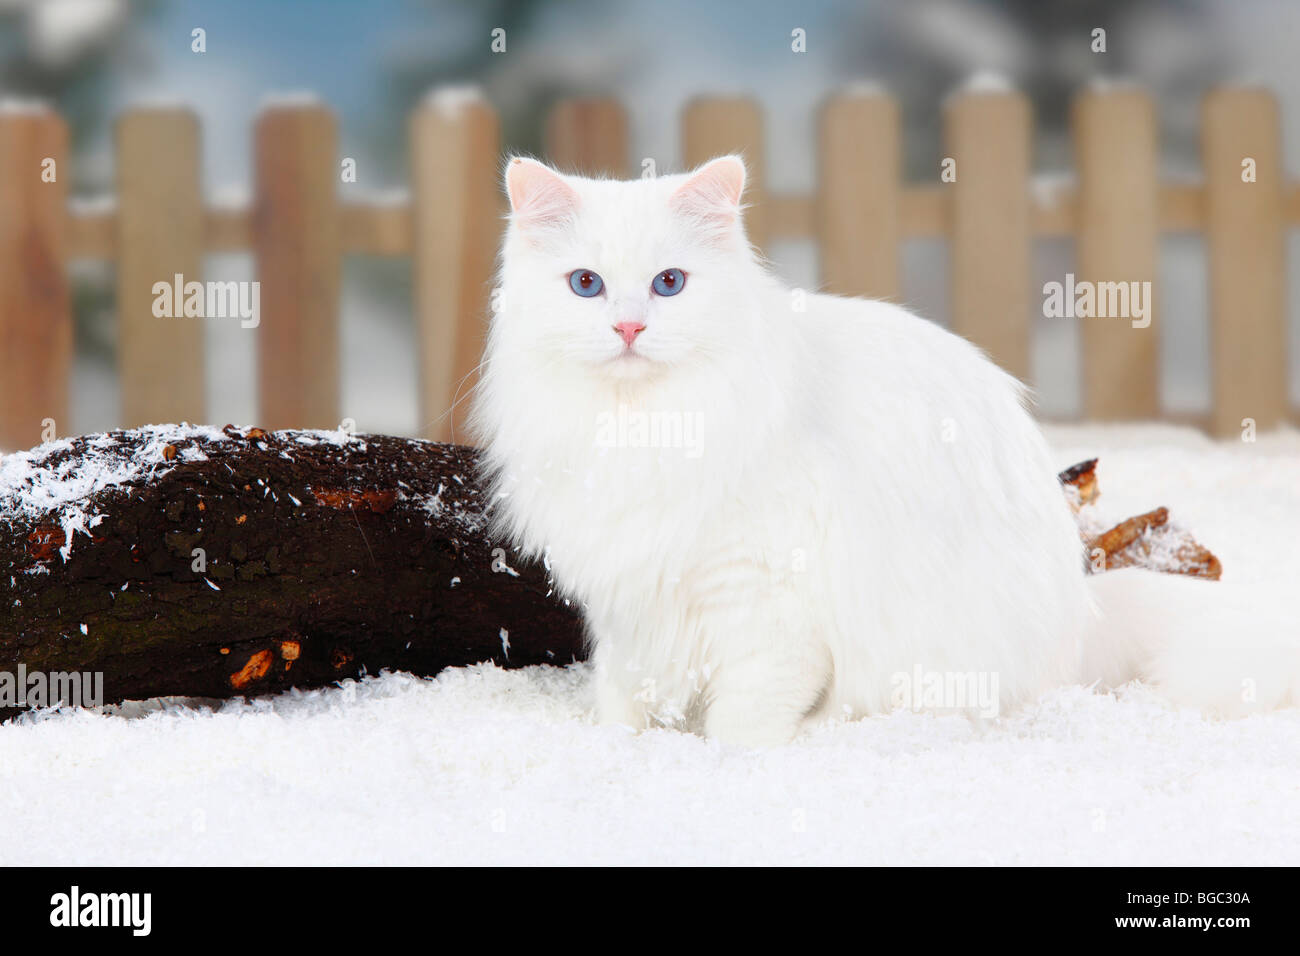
[0, 426, 584, 714]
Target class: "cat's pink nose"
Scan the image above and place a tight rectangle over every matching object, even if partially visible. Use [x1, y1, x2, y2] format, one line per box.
[613, 321, 646, 347]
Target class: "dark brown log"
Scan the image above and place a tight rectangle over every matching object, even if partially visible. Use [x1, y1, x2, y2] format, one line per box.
[0, 425, 584, 715]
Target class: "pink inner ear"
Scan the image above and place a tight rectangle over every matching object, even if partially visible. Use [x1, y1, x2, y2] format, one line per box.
[672, 156, 746, 213]
[670, 157, 746, 242]
[506, 158, 579, 228]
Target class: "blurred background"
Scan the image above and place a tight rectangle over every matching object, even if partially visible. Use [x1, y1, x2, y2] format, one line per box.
[1, 0, 1297, 436]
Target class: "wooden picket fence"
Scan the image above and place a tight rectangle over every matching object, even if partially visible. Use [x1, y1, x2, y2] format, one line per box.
[0, 85, 1294, 451]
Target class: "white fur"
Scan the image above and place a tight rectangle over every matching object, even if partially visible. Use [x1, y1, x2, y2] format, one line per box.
[469, 156, 1300, 746]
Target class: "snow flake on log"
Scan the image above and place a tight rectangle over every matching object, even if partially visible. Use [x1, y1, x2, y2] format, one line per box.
[401, 481, 486, 535]
[0, 423, 430, 564]
[1, 424, 231, 561]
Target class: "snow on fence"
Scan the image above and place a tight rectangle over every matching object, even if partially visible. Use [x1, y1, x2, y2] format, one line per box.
[0, 85, 1293, 451]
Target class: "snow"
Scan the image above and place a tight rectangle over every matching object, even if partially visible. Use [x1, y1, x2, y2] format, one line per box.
[405, 479, 485, 535]
[951, 69, 1016, 97]
[0, 424, 229, 561]
[0, 423, 423, 561]
[424, 85, 485, 119]
[3, 423, 1300, 865]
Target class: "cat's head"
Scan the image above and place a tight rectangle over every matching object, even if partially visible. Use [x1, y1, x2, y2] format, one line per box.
[491, 155, 761, 386]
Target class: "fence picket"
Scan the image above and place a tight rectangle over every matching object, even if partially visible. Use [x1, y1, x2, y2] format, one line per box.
[682, 97, 767, 250]
[1073, 89, 1160, 420]
[0, 107, 70, 450]
[944, 89, 1033, 382]
[545, 98, 628, 177]
[1203, 88, 1289, 437]
[116, 107, 204, 428]
[253, 103, 341, 431]
[817, 88, 901, 300]
[410, 92, 501, 444]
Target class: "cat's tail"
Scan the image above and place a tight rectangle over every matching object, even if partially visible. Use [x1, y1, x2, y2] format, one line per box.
[1083, 568, 1300, 714]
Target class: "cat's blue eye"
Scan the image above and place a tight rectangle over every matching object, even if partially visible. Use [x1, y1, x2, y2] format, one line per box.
[652, 268, 686, 297]
[569, 269, 604, 297]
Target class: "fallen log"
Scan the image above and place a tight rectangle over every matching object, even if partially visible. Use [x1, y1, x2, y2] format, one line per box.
[0, 425, 584, 714]
[0, 426, 1219, 714]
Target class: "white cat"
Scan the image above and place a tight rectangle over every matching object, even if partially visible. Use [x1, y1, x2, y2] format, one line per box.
[469, 154, 1299, 746]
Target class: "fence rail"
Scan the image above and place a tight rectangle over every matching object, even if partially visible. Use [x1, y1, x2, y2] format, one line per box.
[0, 85, 1296, 450]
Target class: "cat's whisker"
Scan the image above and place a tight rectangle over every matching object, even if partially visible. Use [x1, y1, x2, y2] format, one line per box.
[416, 356, 490, 442]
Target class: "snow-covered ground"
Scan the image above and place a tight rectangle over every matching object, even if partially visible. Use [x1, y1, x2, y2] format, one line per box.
[3, 423, 1299, 865]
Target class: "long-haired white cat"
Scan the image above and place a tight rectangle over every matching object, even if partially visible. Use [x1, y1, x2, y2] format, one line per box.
[469, 154, 1299, 746]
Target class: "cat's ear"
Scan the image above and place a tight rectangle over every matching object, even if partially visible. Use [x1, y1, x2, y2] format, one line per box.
[670, 155, 747, 240]
[505, 157, 579, 230]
